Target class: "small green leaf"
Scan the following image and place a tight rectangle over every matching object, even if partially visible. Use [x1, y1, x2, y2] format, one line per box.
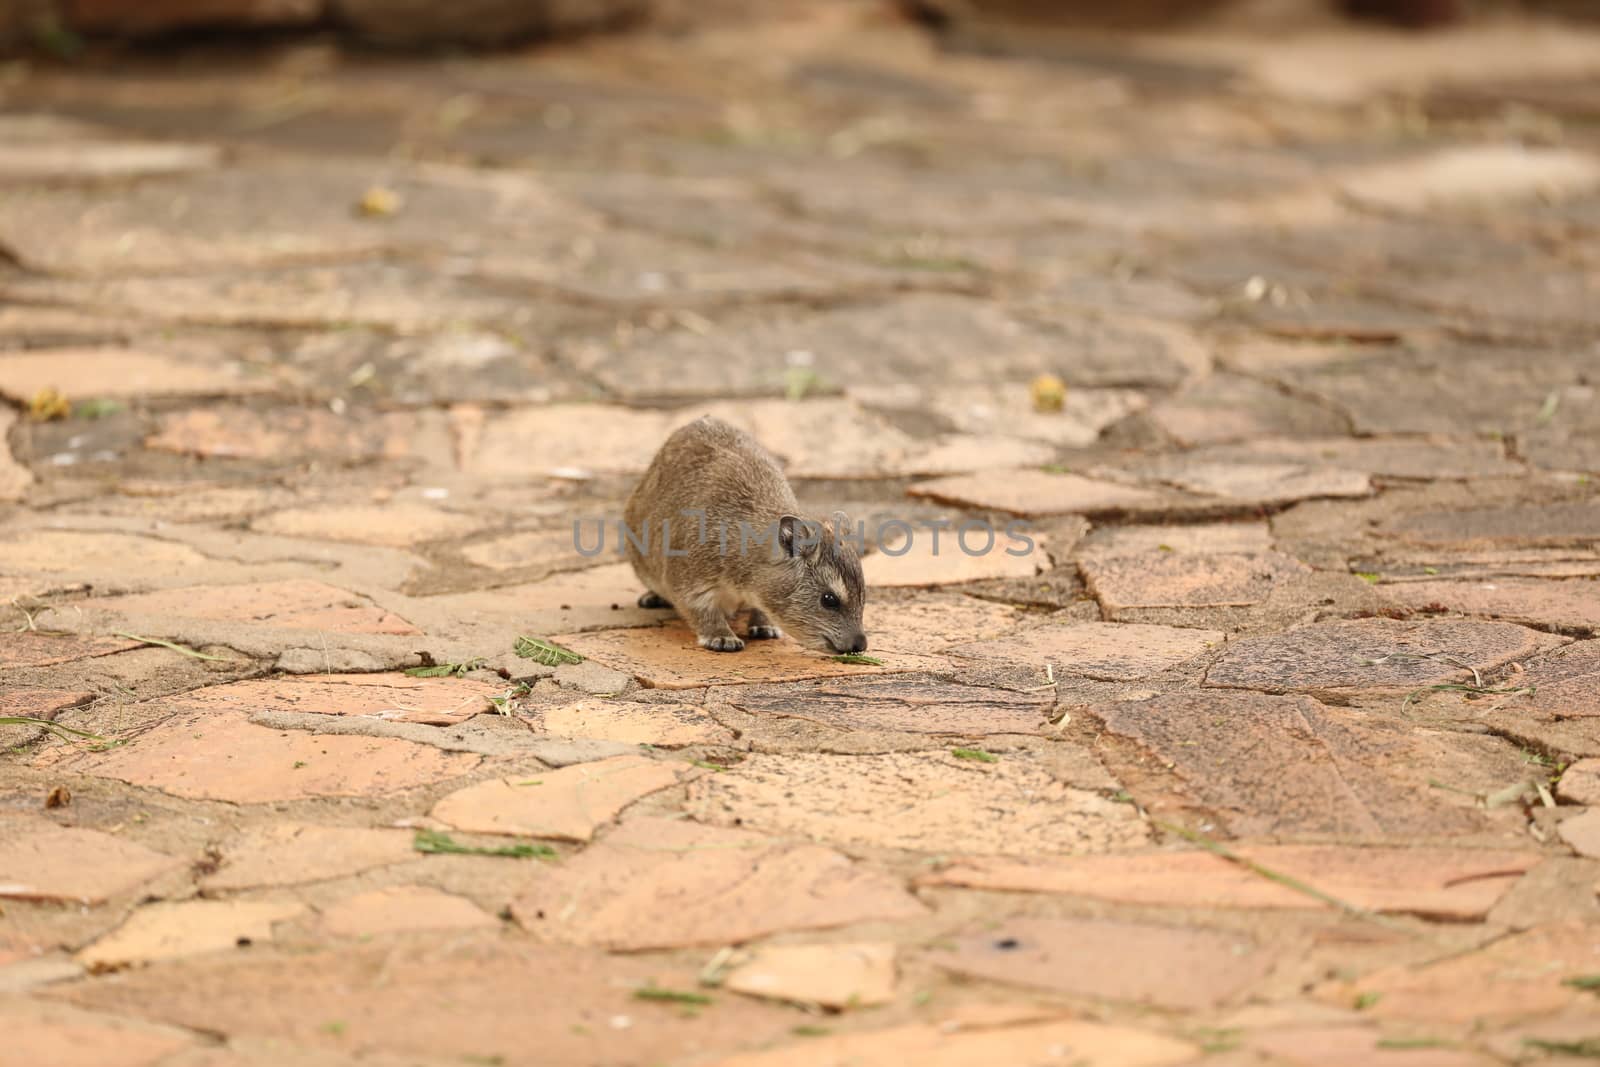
[832, 653, 884, 666]
[514, 636, 583, 666]
[413, 829, 554, 860]
[404, 665, 458, 677]
[1564, 974, 1600, 991]
[633, 986, 713, 1005]
[951, 747, 999, 763]
[1354, 572, 1381, 584]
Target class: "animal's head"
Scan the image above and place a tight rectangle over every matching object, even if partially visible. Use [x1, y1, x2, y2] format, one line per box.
[757, 511, 867, 655]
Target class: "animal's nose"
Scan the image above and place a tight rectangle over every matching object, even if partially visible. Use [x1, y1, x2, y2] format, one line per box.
[849, 633, 867, 653]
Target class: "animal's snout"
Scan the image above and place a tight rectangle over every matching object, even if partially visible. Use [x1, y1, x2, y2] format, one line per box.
[848, 633, 868, 654]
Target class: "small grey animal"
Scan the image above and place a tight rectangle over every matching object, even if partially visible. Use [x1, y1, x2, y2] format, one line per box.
[624, 415, 868, 655]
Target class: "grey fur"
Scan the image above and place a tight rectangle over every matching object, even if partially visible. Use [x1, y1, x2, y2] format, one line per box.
[624, 416, 869, 655]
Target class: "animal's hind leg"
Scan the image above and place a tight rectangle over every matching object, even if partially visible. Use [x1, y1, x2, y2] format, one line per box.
[638, 590, 672, 609]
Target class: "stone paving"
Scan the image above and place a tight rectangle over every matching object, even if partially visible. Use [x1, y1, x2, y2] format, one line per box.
[3, 5, 1600, 1065]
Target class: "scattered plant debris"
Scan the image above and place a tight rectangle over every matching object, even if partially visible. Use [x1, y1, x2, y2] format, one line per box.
[832, 653, 884, 666]
[951, 748, 999, 763]
[405, 656, 487, 677]
[0, 716, 113, 746]
[514, 636, 583, 667]
[633, 985, 712, 1006]
[412, 829, 554, 860]
[112, 631, 240, 663]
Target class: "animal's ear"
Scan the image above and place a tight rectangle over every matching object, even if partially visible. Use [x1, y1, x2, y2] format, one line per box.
[778, 514, 821, 560]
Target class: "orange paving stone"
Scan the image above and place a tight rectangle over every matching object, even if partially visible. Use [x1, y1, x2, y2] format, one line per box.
[171, 673, 501, 726]
[101, 580, 419, 635]
[431, 754, 683, 841]
[0, 817, 184, 905]
[200, 824, 417, 891]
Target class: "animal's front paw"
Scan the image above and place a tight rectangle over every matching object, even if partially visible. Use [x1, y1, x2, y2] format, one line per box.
[747, 625, 782, 640]
[699, 634, 745, 653]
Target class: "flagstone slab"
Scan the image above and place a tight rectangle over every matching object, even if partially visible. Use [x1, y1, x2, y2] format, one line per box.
[1076, 521, 1273, 560]
[250, 504, 484, 547]
[674, 399, 917, 480]
[550, 621, 940, 690]
[1082, 550, 1311, 614]
[951, 621, 1223, 681]
[0, 141, 219, 183]
[908, 469, 1170, 517]
[533, 698, 734, 747]
[711, 676, 1051, 736]
[431, 755, 683, 841]
[464, 405, 671, 479]
[172, 674, 500, 727]
[146, 407, 415, 463]
[687, 751, 1148, 856]
[317, 886, 497, 939]
[0, 409, 32, 502]
[1385, 502, 1600, 550]
[862, 526, 1046, 586]
[881, 382, 1151, 448]
[0, 688, 94, 721]
[1337, 145, 1600, 212]
[44, 709, 478, 803]
[1559, 809, 1600, 859]
[1201, 436, 1523, 481]
[722, 943, 897, 1009]
[0, 817, 183, 904]
[1333, 922, 1600, 1023]
[458, 528, 596, 573]
[1558, 759, 1600, 805]
[702, 1018, 1197, 1067]
[1148, 374, 1347, 446]
[512, 817, 926, 950]
[0, 349, 272, 403]
[78, 898, 306, 969]
[1484, 641, 1600, 757]
[922, 845, 1538, 920]
[866, 594, 1028, 651]
[1386, 578, 1600, 633]
[103, 580, 418, 635]
[50, 937, 801, 1067]
[1205, 617, 1551, 695]
[0, 529, 210, 578]
[201, 824, 418, 891]
[0, 999, 193, 1067]
[1087, 690, 1526, 837]
[1136, 458, 1373, 506]
[930, 917, 1269, 1010]
[1247, 1025, 1495, 1067]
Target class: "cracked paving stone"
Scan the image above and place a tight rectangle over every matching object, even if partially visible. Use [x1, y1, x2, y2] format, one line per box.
[550, 620, 943, 690]
[1331, 922, 1600, 1023]
[1200, 436, 1524, 481]
[865, 594, 1028, 652]
[1246, 1025, 1497, 1067]
[679, 399, 917, 480]
[458, 528, 598, 574]
[0, 348, 274, 404]
[250, 503, 484, 547]
[0, 139, 218, 183]
[0, 688, 94, 720]
[1082, 550, 1312, 615]
[318, 886, 497, 938]
[1336, 144, 1600, 212]
[0, 529, 210, 582]
[722, 942, 897, 1009]
[930, 917, 1269, 1011]
[857, 381, 1149, 449]
[1086, 690, 1528, 837]
[701, 1018, 1197, 1067]
[49, 937, 802, 1067]
[431, 754, 683, 841]
[0, 633, 141, 669]
[146, 407, 416, 463]
[77, 898, 306, 969]
[1, 408, 34, 502]
[687, 751, 1148, 856]
[1559, 809, 1600, 858]
[710, 675, 1051, 736]
[103, 579, 419, 635]
[891, 434, 1059, 477]
[908, 469, 1172, 518]
[1387, 578, 1600, 633]
[172, 674, 501, 727]
[922, 844, 1538, 920]
[0, 159, 581, 274]
[532, 698, 735, 747]
[1447, 640, 1600, 757]
[40, 709, 478, 803]
[512, 816, 926, 950]
[1076, 521, 1273, 560]
[1131, 457, 1373, 507]
[431, 563, 651, 625]
[862, 526, 1047, 587]
[1557, 758, 1600, 805]
[1205, 617, 1553, 695]
[0, 999, 193, 1067]
[951, 621, 1223, 681]
[1384, 501, 1600, 551]
[462, 404, 671, 479]
[0, 816, 184, 905]
[201, 824, 418, 891]
[1147, 374, 1348, 446]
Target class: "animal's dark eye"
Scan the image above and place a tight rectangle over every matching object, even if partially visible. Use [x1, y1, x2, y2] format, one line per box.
[821, 592, 841, 611]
